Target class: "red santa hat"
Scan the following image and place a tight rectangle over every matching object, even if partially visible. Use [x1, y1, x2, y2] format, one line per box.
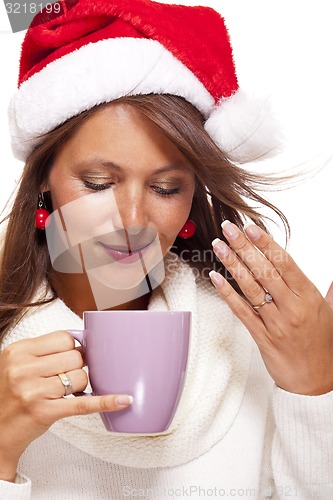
[8, 0, 281, 163]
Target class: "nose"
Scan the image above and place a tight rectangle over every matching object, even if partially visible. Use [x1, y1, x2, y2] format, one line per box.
[112, 188, 149, 234]
[103, 186, 158, 250]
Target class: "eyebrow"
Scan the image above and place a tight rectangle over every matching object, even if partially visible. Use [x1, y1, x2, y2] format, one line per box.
[76, 158, 192, 175]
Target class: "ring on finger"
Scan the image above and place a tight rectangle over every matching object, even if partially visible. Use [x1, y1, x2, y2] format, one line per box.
[57, 372, 73, 397]
[252, 292, 273, 311]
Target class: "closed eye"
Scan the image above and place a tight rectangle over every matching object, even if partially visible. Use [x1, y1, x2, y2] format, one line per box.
[83, 180, 113, 191]
[152, 186, 181, 198]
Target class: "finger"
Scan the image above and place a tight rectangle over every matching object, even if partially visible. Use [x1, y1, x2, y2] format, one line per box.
[212, 238, 278, 316]
[34, 349, 84, 377]
[48, 393, 134, 420]
[208, 270, 267, 346]
[76, 346, 87, 365]
[7, 368, 87, 402]
[14, 331, 75, 357]
[47, 369, 88, 399]
[222, 220, 311, 296]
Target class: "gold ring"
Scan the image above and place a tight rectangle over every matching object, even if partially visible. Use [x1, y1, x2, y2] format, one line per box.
[57, 372, 73, 396]
[252, 292, 273, 311]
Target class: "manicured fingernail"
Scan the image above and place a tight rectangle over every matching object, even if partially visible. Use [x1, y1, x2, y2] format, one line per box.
[221, 220, 239, 240]
[212, 239, 229, 258]
[209, 270, 223, 286]
[245, 224, 261, 240]
[115, 395, 133, 406]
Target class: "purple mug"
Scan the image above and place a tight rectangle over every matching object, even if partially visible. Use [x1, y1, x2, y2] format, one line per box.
[68, 310, 191, 434]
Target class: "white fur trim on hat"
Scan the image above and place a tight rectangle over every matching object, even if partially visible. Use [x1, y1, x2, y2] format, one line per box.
[9, 38, 282, 164]
[8, 38, 215, 162]
[205, 90, 283, 163]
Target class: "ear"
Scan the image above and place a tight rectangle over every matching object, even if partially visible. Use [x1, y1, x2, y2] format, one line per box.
[325, 281, 333, 309]
[40, 182, 49, 193]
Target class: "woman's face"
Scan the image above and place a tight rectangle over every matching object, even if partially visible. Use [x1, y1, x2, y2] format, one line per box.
[46, 102, 195, 293]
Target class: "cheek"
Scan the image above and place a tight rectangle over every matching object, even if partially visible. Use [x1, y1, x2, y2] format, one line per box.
[48, 178, 87, 215]
[155, 198, 193, 242]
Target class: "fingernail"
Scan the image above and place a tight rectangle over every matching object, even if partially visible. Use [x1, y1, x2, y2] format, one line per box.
[115, 395, 133, 406]
[209, 270, 223, 286]
[245, 224, 261, 240]
[212, 239, 229, 258]
[221, 220, 239, 240]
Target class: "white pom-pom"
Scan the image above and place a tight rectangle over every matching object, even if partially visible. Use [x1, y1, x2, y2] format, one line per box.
[204, 89, 284, 163]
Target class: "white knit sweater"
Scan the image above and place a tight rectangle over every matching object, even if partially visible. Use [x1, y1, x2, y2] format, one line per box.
[1, 254, 333, 499]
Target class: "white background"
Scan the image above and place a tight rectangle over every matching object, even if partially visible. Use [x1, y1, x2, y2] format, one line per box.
[0, 0, 332, 295]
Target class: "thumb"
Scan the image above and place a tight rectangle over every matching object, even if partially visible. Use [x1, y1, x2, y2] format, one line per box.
[325, 281, 333, 308]
[52, 394, 133, 421]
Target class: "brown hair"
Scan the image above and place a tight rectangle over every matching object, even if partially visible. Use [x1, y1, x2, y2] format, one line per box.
[0, 94, 289, 341]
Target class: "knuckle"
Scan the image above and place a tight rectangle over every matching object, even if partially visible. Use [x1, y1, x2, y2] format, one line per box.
[288, 307, 307, 328]
[1, 344, 18, 364]
[226, 256, 239, 273]
[60, 331, 75, 350]
[234, 300, 251, 318]
[72, 349, 84, 368]
[6, 364, 24, 385]
[233, 267, 247, 281]
[99, 396, 113, 412]
[278, 256, 294, 275]
[259, 239, 273, 254]
[18, 389, 37, 408]
[235, 238, 250, 252]
[7, 378, 38, 409]
[77, 369, 88, 388]
[244, 280, 263, 300]
[223, 285, 234, 301]
[75, 400, 90, 415]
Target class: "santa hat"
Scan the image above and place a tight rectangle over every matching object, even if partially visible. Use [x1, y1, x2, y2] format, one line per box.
[8, 0, 281, 163]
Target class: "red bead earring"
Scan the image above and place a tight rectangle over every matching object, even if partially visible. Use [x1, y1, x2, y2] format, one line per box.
[35, 193, 50, 230]
[178, 219, 196, 239]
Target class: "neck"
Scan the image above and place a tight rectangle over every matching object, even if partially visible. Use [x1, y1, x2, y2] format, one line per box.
[49, 270, 152, 318]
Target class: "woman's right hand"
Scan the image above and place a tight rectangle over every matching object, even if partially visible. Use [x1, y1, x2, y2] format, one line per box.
[0, 330, 132, 482]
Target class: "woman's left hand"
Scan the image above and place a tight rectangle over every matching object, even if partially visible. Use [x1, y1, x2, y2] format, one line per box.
[209, 221, 333, 396]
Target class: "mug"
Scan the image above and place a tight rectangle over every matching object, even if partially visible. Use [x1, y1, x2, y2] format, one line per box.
[68, 310, 191, 434]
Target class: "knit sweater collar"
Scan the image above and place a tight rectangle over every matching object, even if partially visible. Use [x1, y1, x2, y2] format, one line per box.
[4, 253, 253, 467]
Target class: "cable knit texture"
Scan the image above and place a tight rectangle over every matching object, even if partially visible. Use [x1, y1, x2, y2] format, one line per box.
[0, 474, 31, 500]
[272, 388, 333, 498]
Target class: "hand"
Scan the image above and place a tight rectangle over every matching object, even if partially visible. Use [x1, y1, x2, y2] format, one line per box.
[209, 221, 333, 396]
[0, 331, 132, 482]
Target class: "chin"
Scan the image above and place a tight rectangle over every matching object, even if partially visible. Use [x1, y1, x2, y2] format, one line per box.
[89, 264, 149, 290]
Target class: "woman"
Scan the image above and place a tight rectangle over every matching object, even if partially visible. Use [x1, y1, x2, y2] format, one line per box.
[1, 0, 332, 498]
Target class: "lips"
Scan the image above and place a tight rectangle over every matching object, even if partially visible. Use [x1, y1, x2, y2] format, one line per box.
[99, 241, 151, 264]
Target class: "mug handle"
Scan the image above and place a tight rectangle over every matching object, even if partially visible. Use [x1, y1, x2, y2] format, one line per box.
[67, 328, 85, 346]
[67, 329, 91, 397]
